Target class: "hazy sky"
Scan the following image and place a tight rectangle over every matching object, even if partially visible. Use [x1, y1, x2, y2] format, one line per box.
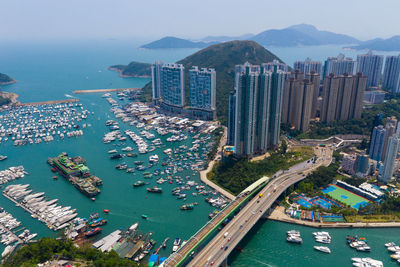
[1, 0, 399, 41]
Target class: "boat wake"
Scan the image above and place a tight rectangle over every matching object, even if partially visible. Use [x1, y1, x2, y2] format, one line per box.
[252, 258, 276, 267]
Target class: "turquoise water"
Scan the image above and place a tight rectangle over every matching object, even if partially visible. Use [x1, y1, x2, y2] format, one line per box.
[230, 220, 400, 267]
[1, 41, 400, 265]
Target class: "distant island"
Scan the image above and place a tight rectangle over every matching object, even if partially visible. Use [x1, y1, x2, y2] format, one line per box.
[140, 36, 216, 49]
[140, 24, 360, 49]
[251, 24, 359, 47]
[347, 36, 400, 51]
[139, 40, 284, 124]
[0, 73, 16, 85]
[108, 61, 151, 78]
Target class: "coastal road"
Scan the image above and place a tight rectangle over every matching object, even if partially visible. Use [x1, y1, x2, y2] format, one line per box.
[188, 147, 333, 267]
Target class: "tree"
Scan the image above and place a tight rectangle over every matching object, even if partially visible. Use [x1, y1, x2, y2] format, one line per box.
[281, 140, 288, 154]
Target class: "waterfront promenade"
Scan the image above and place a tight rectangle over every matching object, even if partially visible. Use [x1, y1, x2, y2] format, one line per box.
[268, 206, 400, 228]
[199, 126, 235, 201]
[73, 88, 140, 94]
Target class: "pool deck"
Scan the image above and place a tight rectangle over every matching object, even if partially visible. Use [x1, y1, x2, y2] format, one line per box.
[267, 206, 400, 228]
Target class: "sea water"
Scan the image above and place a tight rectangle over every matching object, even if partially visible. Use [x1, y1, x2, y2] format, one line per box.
[1, 40, 400, 265]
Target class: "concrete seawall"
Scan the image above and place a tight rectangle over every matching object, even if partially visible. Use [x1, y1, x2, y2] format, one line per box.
[73, 88, 140, 94]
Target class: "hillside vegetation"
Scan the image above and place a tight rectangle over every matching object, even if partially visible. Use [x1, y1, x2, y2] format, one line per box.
[3, 237, 143, 267]
[142, 40, 285, 124]
[109, 61, 151, 78]
[0, 73, 15, 84]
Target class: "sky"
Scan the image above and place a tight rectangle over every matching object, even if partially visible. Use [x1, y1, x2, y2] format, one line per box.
[1, 0, 399, 42]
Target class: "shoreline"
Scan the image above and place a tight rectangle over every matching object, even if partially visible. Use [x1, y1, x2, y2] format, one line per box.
[0, 80, 17, 85]
[108, 67, 151, 78]
[199, 126, 236, 201]
[267, 206, 400, 228]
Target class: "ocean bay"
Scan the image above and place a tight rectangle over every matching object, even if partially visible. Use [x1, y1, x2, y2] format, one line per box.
[1, 40, 400, 265]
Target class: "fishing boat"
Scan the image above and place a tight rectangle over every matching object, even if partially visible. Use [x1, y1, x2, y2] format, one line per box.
[134, 161, 144, 165]
[0, 155, 8, 161]
[181, 203, 194, 210]
[110, 154, 123, 159]
[141, 214, 148, 219]
[85, 227, 102, 237]
[103, 209, 110, 213]
[133, 181, 148, 187]
[147, 186, 162, 193]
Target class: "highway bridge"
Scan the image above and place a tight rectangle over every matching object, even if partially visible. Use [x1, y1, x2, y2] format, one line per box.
[161, 146, 333, 267]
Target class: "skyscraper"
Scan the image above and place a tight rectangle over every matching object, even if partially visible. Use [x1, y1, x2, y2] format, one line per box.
[306, 71, 321, 118]
[382, 55, 400, 93]
[320, 74, 340, 122]
[189, 66, 216, 111]
[231, 62, 285, 157]
[151, 61, 163, 100]
[323, 54, 356, 77]
[261, 60, 288, 72]
[320, 73, 366, 122]
[382, 117, 398, 162]
[227, 93, 236, 146]
[380, 136, 400, 183]
[369, 125, 386, 162]
[160, 63, 185, 107]
[281, 71, 314, 131]
[294, 58, 323, 76]
[356, 51, 383, 88]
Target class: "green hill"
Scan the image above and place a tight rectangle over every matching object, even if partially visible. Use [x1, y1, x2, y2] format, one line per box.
[140, 36, 216, 49]
[0, 73, 16, 84]
[141, 40, 285, 124]
[109, 61, 151, 78]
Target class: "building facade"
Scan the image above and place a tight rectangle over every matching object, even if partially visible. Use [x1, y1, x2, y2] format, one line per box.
[382, 55, 400, 93]
[294, 57, 323, 77]
[369, 125, 386, 162]
[189, 66, 216, 111]
[281, 71, 314, 131]
[160, 63, 185, 107]
[323, 53, 356, 78]
[380, 136, 400, 183]
[261, 60, 288, 72]
[320, 73, 366, 122]
[151, 61, 163, 100]
[231, 62, 285, 157]
[356, 51, 383, 89]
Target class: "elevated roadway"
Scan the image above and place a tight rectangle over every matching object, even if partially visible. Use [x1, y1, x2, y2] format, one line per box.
[186, 146, 333, 267]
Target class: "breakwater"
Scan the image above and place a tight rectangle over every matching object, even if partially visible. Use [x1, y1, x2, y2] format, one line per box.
[17, 99, 79, 106]
[73, 88, 140, 94]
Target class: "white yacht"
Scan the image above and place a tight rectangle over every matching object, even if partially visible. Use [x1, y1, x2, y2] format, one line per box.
[314, 246, 331, 253]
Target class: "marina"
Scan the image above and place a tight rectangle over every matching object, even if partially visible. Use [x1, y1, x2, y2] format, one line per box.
[3, 184, 78, 231]
[0, 102, 90, 146]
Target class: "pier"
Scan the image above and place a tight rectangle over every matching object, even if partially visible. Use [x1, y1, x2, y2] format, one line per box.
[72, 88, 140, 94]
[17, 99, 79, 106]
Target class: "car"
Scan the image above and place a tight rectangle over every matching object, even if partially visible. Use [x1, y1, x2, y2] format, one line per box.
[220, 245, 224, 250]
[228, 237, 231, 241]
[224, 246, 229, 251]
[210, 261, 215, 266]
